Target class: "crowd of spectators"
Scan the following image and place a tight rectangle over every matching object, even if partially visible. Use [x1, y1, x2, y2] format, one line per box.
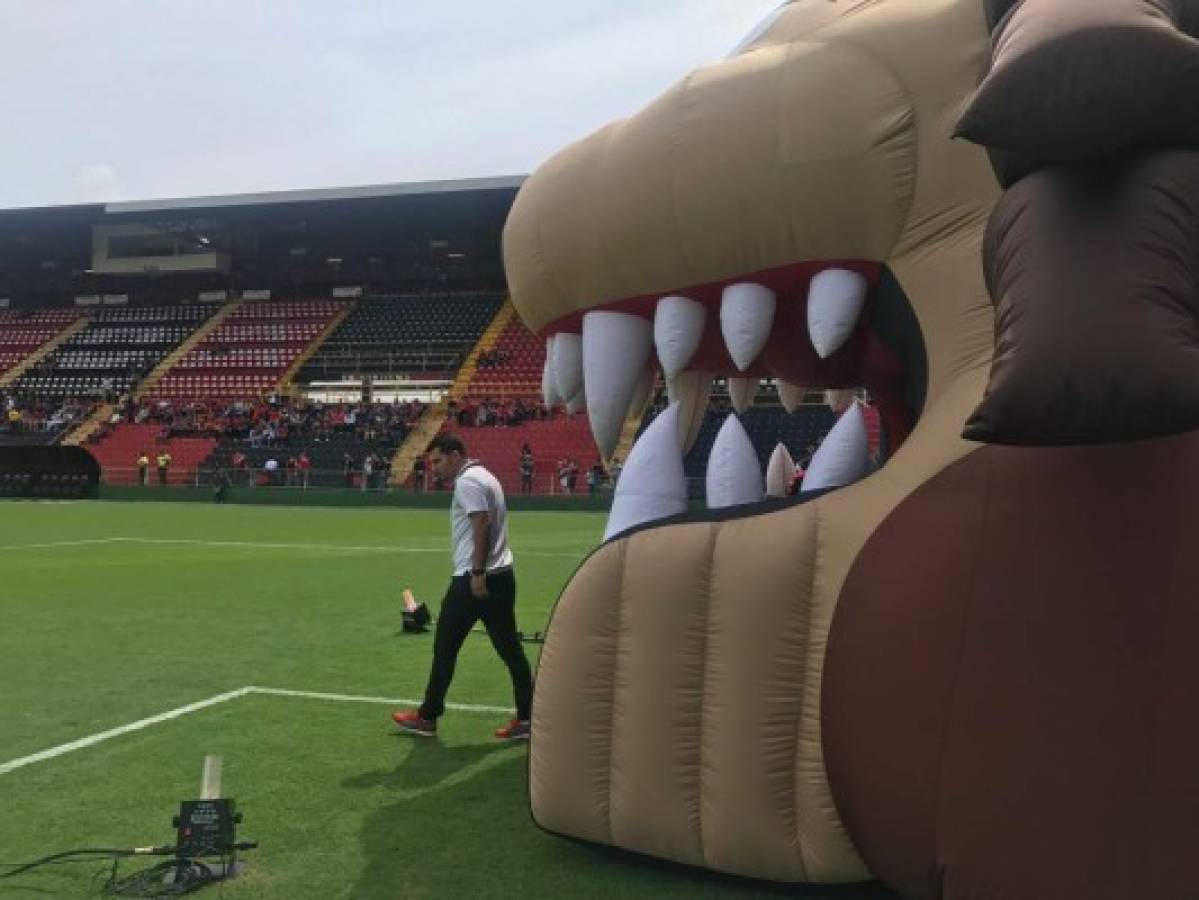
[447, 395, 548, 428]
[92, 395, 426, 448]
[2, 391, 96, 437]
[221, 446, 393, 490]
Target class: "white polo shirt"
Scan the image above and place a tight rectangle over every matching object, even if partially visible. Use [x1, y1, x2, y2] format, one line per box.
[450, 461, 513, 576]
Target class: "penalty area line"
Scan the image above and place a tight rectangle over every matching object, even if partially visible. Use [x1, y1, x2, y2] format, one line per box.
[0, 687, 254, 776]
[0, 686, 511, 777]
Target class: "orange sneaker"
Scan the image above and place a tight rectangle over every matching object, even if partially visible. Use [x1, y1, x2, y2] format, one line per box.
[495, 718, 531, 741]
[392, 710, 436, 737]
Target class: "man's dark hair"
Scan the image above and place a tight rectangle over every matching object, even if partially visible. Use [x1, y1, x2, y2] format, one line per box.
[429, 433, 467, 456]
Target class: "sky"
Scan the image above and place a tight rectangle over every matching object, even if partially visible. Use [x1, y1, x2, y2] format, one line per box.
[0, 1, 781, 209]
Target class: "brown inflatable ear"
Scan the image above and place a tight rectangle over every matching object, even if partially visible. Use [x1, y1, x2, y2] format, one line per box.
[963, 151, 1199, 446]
[958, 0, 1199, 187]
[981, 0, 1199, 34]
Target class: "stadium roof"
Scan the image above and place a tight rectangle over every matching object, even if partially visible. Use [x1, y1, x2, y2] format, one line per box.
[104, 175, 527, 215]
[0, 176, 527, 302]
[0, 175, 526, 218]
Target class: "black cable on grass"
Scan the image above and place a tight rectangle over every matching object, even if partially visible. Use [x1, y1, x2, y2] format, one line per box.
[101, 856, 229, 898]
[0, 848, 137, 879]
[0, 845, 229, 897]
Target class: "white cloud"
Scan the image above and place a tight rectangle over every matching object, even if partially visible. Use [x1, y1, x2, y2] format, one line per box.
[0, 1, 780, 209]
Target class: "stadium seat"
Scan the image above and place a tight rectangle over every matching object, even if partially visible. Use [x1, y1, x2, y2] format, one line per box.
[299, 292, 504, 380]
[141, 299, 347, 404]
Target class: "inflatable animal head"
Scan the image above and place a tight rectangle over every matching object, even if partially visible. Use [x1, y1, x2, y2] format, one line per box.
[505, 0, 1000, 471]
[503, 1, 1199, 898]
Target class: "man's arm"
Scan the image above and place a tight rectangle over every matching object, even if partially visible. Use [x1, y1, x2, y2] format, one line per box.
[468, 511, 491, 597]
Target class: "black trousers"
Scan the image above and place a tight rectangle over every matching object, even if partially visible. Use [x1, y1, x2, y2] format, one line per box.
[419, 569, 533, 721]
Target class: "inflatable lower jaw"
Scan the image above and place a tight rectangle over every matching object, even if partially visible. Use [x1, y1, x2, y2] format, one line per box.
[602, 398, 880, 543]
[530, 499, 872, 884]
[530, 367, 991, 889]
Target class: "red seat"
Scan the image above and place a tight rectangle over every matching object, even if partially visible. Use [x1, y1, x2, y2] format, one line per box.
[88, 423, 218, 485]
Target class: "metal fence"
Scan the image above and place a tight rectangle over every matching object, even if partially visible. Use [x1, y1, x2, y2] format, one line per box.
[99, 465, 638, 498]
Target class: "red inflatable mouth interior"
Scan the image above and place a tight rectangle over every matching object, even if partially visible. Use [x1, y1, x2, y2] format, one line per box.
[541, 259, 915, 455]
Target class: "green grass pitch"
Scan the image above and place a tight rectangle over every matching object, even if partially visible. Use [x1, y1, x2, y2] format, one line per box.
[0, 500, 894, 899]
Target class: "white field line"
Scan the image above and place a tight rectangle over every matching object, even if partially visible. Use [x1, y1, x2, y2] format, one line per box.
[0, 537, 125, 551]
[248, 685, 510, 714]
[0, 536, 587, 558]
[0, 686, 512, 777]
[0, 687, 254, 776]
[114, 537, 446, 554]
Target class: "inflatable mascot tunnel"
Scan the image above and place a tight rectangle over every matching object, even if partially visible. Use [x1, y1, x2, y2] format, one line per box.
[503, 1, 1199, 898]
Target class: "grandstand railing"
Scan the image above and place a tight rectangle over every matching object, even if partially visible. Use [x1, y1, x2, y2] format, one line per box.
[94, 465, 798, 501]
[99, 465, 653, 497]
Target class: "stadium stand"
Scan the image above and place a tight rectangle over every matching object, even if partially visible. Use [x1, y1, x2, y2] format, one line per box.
[9, 304, 214, 401]
[467, 317, 545, 399]
[84, 421, 217, 486]
[653, 392, 883, 498]
[439, 416, 602, 494]
[82, 299, 348, 481]
[145, 299, 346, 402]
[682, 404, 837, 479]
[432, 317, 600, 493]
[0, 176, 528, 484]
[1, 395, 97, 446]
[196, 398, 425, 488]
[298, 292, 504, 381]
[0, 309, 83, 378]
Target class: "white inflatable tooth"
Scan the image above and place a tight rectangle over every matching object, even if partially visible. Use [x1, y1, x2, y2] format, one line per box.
[765, 443, 796, 498]
[800, 403, 871, 494]
[667, 370, 714, 453]
[627, 366, 657, 418]
[728, 376, 756, 414]
[778, 380, 804, 414]
[807, 268, 868, 359]
[542, 338, 561, 407]
[603, 403, 687, 541]
[654, 295, 706, 379]
[706, 413, 764, 509]
[552, 332, 583, 404]
[582, 311, 653, 458]
[825, 388, 856, 413]
[565, 390, 586, 415]
[720, 283, 775, 371]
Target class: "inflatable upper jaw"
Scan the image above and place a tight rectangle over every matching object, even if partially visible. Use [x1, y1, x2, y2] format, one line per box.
[503, 0, 1000, 440]
[501, 26, 915, 337]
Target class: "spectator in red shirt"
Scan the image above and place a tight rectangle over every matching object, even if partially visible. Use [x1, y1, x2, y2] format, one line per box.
[231, 450, 248, 485]
[296, 452, 311, 488]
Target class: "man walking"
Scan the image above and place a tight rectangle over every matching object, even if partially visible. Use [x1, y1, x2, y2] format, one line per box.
[393, 434, 533, 741]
